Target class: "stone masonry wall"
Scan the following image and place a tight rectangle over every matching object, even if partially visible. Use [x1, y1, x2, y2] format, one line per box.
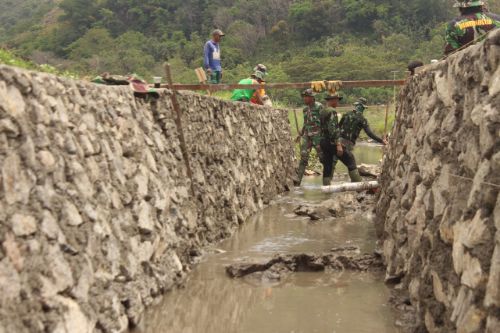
[376, 30, 499, 332]
[0, 65, 295, 332]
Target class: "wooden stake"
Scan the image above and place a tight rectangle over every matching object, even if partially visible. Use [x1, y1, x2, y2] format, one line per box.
[293, 109, 300, 136]
[292, 109, 301, 150]
[384, 102, 390, 138]
[164, 63, 196, 197]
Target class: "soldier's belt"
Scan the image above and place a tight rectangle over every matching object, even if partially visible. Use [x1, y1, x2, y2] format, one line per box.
[340, 138, 355, 146]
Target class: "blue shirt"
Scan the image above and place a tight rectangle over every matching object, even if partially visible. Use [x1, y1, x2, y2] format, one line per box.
[204, 40, 222, 72]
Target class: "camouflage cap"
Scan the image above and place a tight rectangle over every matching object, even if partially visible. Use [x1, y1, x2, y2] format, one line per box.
[325, 93, 343, 100]
[301, 89, 316, 97]
[212, 29, 225, 36]
[356, 97, 368, 107]
[453, 1, 485, 8]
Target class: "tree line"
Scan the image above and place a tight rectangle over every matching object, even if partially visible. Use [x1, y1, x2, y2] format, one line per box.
[1, 0, 499, 105]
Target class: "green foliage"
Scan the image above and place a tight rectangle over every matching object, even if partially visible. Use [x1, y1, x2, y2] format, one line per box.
[3, 0, 500, 107]
[0, 48, 36, 69]
[0, 48, 78, 78]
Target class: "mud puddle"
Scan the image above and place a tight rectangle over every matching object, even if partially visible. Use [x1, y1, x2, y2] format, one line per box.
[132, 146, 397, 333]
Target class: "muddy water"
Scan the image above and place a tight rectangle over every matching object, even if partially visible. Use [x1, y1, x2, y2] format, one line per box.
[133, 145, 397, 333]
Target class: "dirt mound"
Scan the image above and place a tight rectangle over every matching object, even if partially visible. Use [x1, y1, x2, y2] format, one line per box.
[226, 246, 384, 283]
[293, 192, 375, 220]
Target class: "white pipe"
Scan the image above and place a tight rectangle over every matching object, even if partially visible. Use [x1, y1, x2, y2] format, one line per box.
[321, 181, 379, 193]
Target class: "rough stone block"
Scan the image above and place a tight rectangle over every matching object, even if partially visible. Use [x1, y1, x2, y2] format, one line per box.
[63, 201, 84, 226]
[484, 243, 500, 307]
[10, 213, 37, 236]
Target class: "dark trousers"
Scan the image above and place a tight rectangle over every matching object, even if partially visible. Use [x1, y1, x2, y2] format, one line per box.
[321, 140, 357, 178]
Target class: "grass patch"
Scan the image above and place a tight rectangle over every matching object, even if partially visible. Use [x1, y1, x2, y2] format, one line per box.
[0, 48, 79, 79]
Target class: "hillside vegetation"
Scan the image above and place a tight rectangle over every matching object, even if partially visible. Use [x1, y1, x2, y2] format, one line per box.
[1, 0, 499, 105]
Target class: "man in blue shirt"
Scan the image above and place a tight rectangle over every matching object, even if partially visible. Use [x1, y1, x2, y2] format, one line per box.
[204, 29, 225, 84]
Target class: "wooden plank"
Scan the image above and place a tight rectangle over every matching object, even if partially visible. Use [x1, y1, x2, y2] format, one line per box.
[157, 80, 406, 91]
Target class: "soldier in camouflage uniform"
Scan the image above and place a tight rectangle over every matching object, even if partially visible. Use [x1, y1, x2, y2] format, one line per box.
[295, 89, 324, 186]
[338, 98, 387, 182]
[445, 1, 500, 54]
[320, 94, 342, 186]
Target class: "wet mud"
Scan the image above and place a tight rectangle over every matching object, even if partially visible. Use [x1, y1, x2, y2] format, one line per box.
[132, 145, 401, 333]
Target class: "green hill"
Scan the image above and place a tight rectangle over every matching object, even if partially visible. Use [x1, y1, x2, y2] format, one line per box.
[1, 0, 499, 105]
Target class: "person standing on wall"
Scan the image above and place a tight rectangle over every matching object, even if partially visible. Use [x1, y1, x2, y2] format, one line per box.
[295, 89, 324, 186]
[445, 1, 500, 54]
[204, 29, 225, 84]
[337, 98, 388, 182]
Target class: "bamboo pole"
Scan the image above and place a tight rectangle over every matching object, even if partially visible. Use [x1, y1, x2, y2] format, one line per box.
[293, 109, 300, 135]
[158, 80, 405, 92]
[164, 63, 196, 196]
[322, 181, 379, 193]
[292, 109, 301, 151]
[384, 102, 390, 138]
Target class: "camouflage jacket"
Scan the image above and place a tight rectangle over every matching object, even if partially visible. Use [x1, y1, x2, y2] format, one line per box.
[339, 110, 383, 145]
[302, 102, 323, 137]
[320, 107, 340, 144]
[445, 12, 500, 54]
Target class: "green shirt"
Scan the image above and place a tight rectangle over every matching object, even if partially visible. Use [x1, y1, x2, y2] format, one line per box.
[302, 102, 323, 137]
[339, 110, 384, 145]
[231, 78, 256, 101]
[320, 107, 340, 144]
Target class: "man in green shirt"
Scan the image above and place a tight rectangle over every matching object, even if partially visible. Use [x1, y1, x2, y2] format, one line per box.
[231, 71, 265, 103]
[295, 89, 324, 186]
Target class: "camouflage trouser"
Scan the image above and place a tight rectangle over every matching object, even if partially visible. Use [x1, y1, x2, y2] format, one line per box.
[300, 135, 323, 165]
[296, 135, 323, 185]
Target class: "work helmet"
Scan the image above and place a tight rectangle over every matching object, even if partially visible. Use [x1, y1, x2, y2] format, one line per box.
[453, 1, 485, 8]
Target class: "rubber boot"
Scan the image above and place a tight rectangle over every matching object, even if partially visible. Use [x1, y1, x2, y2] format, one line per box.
[348, 169, 363, 183]
[295, 162, 307, 186]
[323, 177, 332, 186]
